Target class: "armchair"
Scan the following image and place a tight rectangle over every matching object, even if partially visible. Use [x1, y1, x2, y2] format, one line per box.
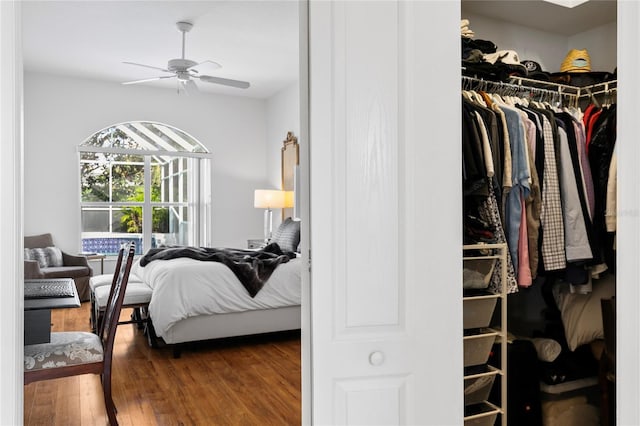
[24, 233, 93, 301]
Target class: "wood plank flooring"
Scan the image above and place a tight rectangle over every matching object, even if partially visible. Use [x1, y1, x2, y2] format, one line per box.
[23, 303, 302, 425]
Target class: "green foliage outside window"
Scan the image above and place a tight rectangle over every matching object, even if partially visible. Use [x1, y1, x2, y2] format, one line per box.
[119, 186, 169, 233]
[81, 150, 169, 233]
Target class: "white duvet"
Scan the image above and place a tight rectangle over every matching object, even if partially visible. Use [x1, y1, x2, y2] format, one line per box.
[132, 256, 302, 338]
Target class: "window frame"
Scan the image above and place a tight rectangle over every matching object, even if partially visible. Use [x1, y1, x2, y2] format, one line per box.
[78, 122, 213, 255]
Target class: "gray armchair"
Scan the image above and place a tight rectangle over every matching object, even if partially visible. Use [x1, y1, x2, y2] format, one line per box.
[24, 233, 93, 301]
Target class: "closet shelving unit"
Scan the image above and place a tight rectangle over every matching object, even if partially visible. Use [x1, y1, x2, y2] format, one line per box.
[463, 243, 507, 426]
[462, 73, 617, 106]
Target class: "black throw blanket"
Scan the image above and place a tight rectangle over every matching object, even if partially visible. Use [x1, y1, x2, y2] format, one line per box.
[139, 243, 295, 298]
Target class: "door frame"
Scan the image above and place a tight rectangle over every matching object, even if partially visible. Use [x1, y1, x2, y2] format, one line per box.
[0, 1, 24, 424]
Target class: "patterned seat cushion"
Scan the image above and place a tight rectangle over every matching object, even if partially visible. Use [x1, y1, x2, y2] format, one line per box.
[24, 331, 103, 371]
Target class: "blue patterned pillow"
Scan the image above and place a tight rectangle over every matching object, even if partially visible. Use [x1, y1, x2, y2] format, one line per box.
[24, 247, 64, 268]
[271, 218, 300, 253]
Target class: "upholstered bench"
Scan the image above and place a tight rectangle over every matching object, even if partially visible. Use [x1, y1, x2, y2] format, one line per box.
[89, 273, 152, 333]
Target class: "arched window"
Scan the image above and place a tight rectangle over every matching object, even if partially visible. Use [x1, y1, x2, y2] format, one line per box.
[78, 121, 212, 255]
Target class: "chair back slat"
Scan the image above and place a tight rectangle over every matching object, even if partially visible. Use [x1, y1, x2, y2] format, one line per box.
[100, 242, 135, 351]
[98, 247, 125, 336]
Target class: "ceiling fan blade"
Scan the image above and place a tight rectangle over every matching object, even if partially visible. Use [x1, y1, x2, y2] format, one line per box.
[187, 60, 222, 72]
[123, 61, 171, 73]
[198, 75, 250, 89]
[122, 75, 175, 85]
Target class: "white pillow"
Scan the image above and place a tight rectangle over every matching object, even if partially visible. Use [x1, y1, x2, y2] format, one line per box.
[529, 338, 562, 362]
[24, 247, 64, 268]
[554, 274, 615, 351]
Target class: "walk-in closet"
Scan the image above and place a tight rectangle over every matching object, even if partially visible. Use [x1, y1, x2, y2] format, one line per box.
[460, 1, 617, 425]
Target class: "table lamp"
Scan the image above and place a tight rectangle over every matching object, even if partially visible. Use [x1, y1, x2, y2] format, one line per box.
[254, 189, 294, 242]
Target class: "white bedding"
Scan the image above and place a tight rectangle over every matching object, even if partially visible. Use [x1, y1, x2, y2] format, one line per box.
[132, 256, 302, 338]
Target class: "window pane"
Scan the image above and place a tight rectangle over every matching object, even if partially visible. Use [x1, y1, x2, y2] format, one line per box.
[116, 206, 143, 233]
[80, 152, 109, 202]
[82, 126, 137, 150]
[81, 234, 144, 256]
[172, 171, 179, 202]
[80, 152, 144, 202]
[152, 206, 190, 246]
[182, 169, 188, 202]
[81, 205, 144, 255]
[151, 156, 190, 204]
[81, 207, 110, 232]
[112, 161, 144, 202]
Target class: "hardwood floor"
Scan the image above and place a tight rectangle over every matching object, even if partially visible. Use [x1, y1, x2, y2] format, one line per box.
[24, 303, 302, 425]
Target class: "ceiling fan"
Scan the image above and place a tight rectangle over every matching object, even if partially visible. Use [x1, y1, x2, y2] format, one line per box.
[122, 21, 250, 92]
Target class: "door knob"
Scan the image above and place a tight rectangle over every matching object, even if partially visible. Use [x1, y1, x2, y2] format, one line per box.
[369, 351, 384, 366]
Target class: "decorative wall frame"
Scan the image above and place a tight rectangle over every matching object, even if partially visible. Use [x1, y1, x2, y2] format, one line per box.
[281, 131, 299, 220]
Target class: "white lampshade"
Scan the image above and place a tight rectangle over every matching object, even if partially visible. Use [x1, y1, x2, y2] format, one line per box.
[541, 0, 588, 8]
[254, 189, 294, 209]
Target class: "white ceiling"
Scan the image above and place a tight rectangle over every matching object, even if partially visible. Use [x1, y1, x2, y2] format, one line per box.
[462, 0, 616, 36]
[24, 1, 615, 99]
[22, 1, 299, 99]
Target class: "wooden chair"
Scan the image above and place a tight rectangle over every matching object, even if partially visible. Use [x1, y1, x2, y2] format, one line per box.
[89, 248, 125, 333]
[24, 242, 136, 426]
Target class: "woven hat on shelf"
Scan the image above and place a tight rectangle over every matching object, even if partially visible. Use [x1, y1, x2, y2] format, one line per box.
[560, 49, 591, 73]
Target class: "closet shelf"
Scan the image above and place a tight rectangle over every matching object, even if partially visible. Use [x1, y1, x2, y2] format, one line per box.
[462, 243, 507, 425]
[464, 401, 503, 422]
[463, 293, 501, 301]
[463, 254, 503, 261]
[464, 364, 501, 380]
[463, 328, 500, 341]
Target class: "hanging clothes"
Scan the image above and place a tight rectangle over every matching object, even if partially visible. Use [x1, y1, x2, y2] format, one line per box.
[462, 96, 518, 293]
[461, 77, 617, 295]
[587, 104, 617, 270]
[532, 108, 567, 272]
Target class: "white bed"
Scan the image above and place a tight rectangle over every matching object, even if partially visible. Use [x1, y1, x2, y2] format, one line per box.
[131, 255, 302, 345]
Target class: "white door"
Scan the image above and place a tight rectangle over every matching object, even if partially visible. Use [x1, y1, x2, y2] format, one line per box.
[308, 1, 463, 424]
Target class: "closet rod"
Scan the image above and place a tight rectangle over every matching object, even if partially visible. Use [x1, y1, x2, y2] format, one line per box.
[462, 75, 579, 103]
[577, 80, 618, 99]
[507, 75, 580, 96]
[463, 74, 618, 105]
[582, 88, 617, 97]
[510, 76, 617, 100]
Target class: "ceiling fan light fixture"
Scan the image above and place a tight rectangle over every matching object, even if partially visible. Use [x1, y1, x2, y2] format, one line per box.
[168, 58, 197, 72]
[541, 0, 589, 8]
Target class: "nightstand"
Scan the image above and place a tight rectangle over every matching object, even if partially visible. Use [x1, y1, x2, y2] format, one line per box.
[247, 239, 266, 249]
[81, 253, 106, 274]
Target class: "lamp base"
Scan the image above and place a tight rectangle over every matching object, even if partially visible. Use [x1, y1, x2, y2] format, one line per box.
[263, 208, 273, 242]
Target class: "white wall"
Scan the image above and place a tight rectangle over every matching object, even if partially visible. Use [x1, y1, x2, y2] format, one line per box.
[463, 12, 617, 73]
[462, 12, 568, 72]
[265, 82, 300, 229]
[24, 71, 268, 253]
[569, 21, 617, 73]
